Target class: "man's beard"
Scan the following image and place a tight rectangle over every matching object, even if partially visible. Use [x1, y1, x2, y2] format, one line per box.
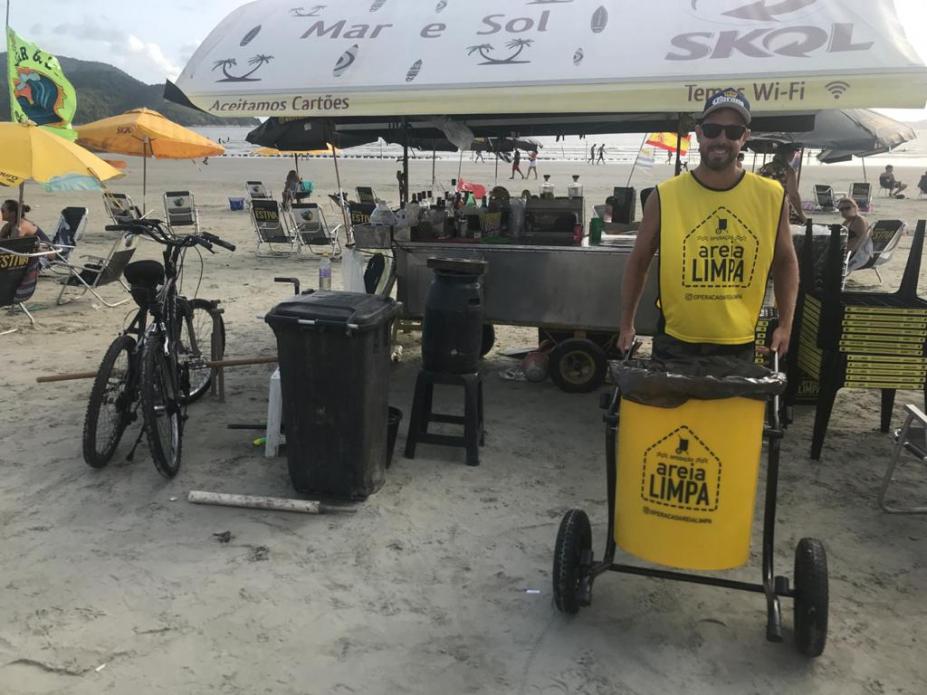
[700, 144, 738, 171]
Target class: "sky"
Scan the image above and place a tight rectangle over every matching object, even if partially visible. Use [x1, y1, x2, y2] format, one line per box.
[2, 0, 927, 121]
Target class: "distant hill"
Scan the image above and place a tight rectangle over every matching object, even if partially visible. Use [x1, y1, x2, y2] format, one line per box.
[1, 53, 257, 127]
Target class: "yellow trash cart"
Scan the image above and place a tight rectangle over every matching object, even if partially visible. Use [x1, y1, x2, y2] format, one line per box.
[552, 356, 830, 657]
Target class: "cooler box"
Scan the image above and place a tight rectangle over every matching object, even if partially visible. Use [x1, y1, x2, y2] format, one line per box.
[265, 291, 400, 500]
[612, 360, 785, 571]
[228, 197, 245, 211]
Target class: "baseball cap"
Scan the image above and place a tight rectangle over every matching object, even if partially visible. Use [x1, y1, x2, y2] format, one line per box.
[701, 88, 752, 125]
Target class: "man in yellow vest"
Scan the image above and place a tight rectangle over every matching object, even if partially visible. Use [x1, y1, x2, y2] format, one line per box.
[618, 89, 798, 361]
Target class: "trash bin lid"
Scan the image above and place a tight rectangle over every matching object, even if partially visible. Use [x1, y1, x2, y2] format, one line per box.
[426, 257, 487, 275]
[265, 290, 400, 331]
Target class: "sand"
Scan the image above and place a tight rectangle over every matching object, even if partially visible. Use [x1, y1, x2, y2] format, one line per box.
[0, 155, 926, 694]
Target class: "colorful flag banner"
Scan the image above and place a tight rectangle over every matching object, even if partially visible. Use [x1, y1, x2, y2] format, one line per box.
[645, 132, 690, 157]
[635, 146, 655, 169]
[7, 27, 78, 141]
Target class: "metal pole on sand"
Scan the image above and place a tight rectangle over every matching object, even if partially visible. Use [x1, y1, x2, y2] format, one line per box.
[331, 144, 352, 245]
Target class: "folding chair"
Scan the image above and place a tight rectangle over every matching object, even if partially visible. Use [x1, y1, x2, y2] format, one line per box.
[356, 186, 377, 204]
[850, 219, 906, 285]
[41, 207, 88, 266]
[813, 185, 836, 212]
[246, 181, 271, 201]
[56, 232, 139, 307]
[849, 182, 872, 212]
[250, 199, 298, 257]
[877, 404, 927, 514]
[102, 192, 142, 225]
[163, 190, 199, 234]
[289, 201, 342, 258]
[0, 236, 57, 333]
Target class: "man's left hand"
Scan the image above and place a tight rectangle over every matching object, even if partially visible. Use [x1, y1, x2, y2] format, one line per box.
[768, 326, 791, 358]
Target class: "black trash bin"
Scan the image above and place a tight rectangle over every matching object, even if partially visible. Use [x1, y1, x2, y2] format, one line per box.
[265, 291, 400, 500]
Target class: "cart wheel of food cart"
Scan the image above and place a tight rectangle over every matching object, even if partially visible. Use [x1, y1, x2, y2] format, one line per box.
[549, 339, 607, 393]
[793, 538, 829, 657]
[480, 324, 495, 358]
[552, 509, 592, 614]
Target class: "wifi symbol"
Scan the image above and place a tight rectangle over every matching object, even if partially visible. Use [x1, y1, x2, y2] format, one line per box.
[825, 81, 850, 100]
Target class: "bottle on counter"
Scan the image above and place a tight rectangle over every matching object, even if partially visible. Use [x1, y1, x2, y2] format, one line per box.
[318, 257, 332, 290]
[541, 175, 554, 199]
[568, 175, 583, 199]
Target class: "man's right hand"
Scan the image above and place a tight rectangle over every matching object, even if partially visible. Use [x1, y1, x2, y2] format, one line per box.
[618, 327, 636, 355]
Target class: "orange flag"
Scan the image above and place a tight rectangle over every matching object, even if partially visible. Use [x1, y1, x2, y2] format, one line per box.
[645, 132, 690, 157]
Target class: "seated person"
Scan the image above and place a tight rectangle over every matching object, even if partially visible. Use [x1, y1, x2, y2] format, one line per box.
[879, 165, 907, 198]
[0, 199, 43, 240]
[281, 169, 302, 208]
[918, 171, 927, 195]
[837, 198, 873, 272]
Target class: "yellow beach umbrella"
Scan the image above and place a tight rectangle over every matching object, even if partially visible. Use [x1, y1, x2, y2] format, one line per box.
[76, 108, 224, 211]
[252, 145, 335, 176]
[0, 121, 123, 233]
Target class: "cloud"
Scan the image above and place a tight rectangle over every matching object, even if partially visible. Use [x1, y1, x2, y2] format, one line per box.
[51, 16, 181, 81]
[29, 24, 43, 35]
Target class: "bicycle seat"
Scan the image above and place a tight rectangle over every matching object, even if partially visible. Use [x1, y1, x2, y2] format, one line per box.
[124, 260, 164, 289]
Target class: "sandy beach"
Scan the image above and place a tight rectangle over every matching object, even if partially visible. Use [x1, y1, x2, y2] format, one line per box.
[1, 154, 926, 694]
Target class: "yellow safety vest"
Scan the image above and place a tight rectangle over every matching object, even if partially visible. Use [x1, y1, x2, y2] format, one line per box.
[657, 171, 783, 345]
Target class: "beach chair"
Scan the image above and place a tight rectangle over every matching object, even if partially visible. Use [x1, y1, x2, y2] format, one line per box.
[878, 173, 895, 197]
[356, 186, 377, 204]
[250, 199, 298, 257]
[848, 219, 906, 285]
[163, 190, 199, 234]
[102, 191, 142, 225]
[0, 236, 57, 333]
[41, 207, 88, 266]
[56, 232, 139, 308]
[288, 201, 342, 258]
[849, 182, 872, 212]
[878, 404, 927, 514]
[813, 185, 836, 212]
[246, 181, 271, 201]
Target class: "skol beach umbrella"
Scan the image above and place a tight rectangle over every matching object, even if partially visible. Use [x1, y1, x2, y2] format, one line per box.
[76, 108, 224, 211]
[0, 121, 122, 233]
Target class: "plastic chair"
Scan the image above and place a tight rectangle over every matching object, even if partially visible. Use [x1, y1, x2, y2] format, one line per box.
[56, 232, 139, 307]
[163, 190, 199, 234]
[288, 201, 342, 258]
[250, 199, 298, 257]
[878, 404, 927, 514]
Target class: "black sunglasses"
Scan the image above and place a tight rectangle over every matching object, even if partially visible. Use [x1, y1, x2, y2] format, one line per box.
[700, 123, 747, 140]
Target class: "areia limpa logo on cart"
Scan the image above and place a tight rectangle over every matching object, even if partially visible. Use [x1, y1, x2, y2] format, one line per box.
[212, 25, 274, 82]
[640, 426, 722, 514]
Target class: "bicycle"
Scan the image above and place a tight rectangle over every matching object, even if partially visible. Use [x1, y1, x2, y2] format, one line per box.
[82, 219, 235, 478]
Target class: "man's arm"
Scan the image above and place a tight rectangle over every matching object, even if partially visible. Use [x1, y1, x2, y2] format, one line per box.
[770, 196, 799, 356]
[785, 168, 806, 223]
[618, 191, 660, 352]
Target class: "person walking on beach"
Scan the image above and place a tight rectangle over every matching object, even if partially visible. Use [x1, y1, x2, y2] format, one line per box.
[474, 150, 485, 163]
[597, 144, 606, 165]
[526, 150, 539, 179]
[510, 148, 525, 179]
[589, 143, 597, 164]
[759, 143, 806, 224]
[618, 89, 798, 361]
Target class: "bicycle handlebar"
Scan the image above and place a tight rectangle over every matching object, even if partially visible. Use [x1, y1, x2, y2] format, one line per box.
[104, 221, 235, 253]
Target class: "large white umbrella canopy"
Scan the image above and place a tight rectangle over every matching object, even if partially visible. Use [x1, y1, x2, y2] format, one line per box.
[172, 0, 927, 118]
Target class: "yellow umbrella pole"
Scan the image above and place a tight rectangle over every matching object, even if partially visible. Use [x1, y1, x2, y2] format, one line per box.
[142, 137, 149, 214]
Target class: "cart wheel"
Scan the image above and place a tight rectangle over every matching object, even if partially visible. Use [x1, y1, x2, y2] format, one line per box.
[552, 509, 592, 614]
[793, 538, 829, 657]
[549, 339, 607, 393]
[480, 324, 496, 358]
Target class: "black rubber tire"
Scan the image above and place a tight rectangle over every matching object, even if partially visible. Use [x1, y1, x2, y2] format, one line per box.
[178, 299, 226, 405]
[141, 338, 184, 479]
[480, 324, 496, 358]
[552, 509, 592, 614]
[549, 339, 608, 393]
[794, 538, 829, 657]
[83, 335, 136, 468]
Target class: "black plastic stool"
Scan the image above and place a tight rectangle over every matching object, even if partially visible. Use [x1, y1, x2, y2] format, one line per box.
[404, 370, 484, 466]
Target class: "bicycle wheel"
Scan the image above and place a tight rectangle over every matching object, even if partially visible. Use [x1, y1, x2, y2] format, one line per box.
[177, 299, 226, 404]
[141, 337, 184, 478]
[83, 335, 137, 468]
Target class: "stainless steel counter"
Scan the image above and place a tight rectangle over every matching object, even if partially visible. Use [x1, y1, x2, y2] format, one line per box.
[394, 240, 661, 334]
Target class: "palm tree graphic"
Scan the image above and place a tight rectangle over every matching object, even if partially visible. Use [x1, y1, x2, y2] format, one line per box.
[467, 39, 534, 65]
[212, 55, 274, 82]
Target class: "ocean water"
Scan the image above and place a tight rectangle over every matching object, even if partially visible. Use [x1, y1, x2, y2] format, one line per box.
[195, 125, 927, 169]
